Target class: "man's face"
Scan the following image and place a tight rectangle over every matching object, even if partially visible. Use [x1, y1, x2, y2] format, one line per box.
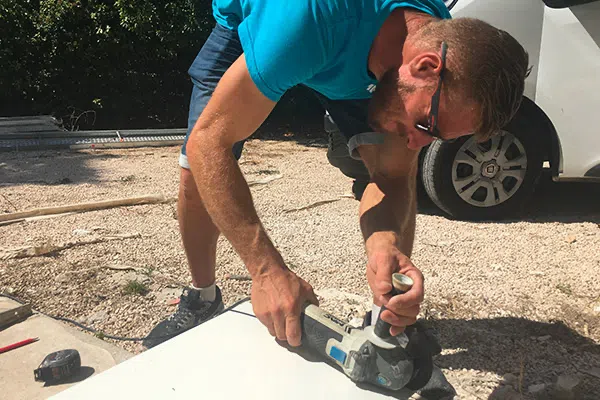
[368, 68, 478, 150]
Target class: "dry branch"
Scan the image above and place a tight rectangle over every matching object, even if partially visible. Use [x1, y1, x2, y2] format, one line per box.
[283, 197, 346, 213]
[0, 194, 175, 224]
[0, 193, 18, 212]
[0, 212, 78, 227]
[248, 174, 283, 186]
[0, 233, 141, 260]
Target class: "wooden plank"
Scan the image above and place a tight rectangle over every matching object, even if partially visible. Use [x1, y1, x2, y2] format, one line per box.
[0, 194, 174, 223]
[0, 304, 32, 330]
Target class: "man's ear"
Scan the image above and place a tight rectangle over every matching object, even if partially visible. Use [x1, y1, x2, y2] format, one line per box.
[408, 53, 442, 80]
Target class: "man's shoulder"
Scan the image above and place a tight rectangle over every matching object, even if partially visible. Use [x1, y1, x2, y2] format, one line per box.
[385, 0, 452, 19]
[213, 0, 357, 29]
[213, 0, 450, 27]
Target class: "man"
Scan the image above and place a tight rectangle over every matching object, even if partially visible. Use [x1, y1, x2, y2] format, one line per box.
[145, 0, 529, 348]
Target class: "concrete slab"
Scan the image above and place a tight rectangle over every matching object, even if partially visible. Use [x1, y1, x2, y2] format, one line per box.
[0, 297, 132, 400]
[51, 301, 422, 400]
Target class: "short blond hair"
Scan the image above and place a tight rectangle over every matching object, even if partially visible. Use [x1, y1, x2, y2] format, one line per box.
[415, 18, 530, 140]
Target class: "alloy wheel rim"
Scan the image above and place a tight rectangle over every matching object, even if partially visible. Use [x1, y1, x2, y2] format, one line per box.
[451, 131, 528, 208]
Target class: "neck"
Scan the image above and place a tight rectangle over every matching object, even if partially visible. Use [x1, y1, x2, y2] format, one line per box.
[368, 9, 436, 80]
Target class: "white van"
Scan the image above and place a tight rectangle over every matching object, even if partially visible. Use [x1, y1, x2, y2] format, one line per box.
[419, 0, 600, 220]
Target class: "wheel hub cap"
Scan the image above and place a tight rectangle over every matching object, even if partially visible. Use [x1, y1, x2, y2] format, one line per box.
[451, 131, 528, 208]
[481, 161, 500, 178]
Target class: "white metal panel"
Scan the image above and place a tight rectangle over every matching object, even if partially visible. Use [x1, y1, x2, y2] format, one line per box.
[535, 3, 600, 178]
[450, 0, 545, 100]
[50, 302, 417, 400]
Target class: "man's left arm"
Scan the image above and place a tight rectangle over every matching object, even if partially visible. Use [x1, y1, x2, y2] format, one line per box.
[355, 133, 424, 336]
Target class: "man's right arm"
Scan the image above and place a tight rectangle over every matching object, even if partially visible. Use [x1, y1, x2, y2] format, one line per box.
[187, 53, 278, 274]
[186, 54, 318, 346]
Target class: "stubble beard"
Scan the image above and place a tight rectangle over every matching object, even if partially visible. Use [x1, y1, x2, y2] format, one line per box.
[368, 69, 416, 136]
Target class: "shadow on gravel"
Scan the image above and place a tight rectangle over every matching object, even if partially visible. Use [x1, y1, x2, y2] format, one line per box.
[255, 120, 600, 226]
[430, 316, 600, 399]
[519, 175, 600, 224]
[416, 170, 600, 224]
[0, 151, 121, 188]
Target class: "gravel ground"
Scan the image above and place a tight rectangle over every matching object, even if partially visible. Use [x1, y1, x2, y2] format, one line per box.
[1, 140, 599, 399]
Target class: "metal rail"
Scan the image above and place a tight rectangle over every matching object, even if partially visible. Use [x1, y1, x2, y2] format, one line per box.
[0, 132, 185, 152]
[0, 128, 187, 140]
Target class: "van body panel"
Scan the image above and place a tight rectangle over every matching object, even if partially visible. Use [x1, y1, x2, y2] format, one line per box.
[450, 0, 600, 180]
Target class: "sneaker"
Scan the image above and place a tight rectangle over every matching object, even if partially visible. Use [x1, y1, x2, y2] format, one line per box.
[143, 286, 224, 348]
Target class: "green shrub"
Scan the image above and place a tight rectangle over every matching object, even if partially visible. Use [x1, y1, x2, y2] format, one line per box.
[0, 0, 322, 133]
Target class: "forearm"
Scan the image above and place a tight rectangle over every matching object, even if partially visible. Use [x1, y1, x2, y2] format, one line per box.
[187, 136, 283, 277]
[359, 176, 417, 257]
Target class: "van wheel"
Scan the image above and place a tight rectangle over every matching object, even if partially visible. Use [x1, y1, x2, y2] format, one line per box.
[421, 115, 545, 220]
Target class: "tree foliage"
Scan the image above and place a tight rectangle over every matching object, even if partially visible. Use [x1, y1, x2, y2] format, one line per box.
[1, 0, 322, 131]
[1, 0, 238, 129]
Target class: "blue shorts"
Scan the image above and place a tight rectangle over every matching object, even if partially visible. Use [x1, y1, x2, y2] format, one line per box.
[180, 23, 385, 178]
[179, 23, 245, 169]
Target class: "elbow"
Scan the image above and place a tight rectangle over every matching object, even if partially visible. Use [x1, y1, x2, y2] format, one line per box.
[185, 128, 219, 165]
[185, 129, 204, 163]
[186, 128, 236, 170]
[371, 174, 415, 196]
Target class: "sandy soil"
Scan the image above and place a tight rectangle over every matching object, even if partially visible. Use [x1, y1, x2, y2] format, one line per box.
[1, 140, 598, 399]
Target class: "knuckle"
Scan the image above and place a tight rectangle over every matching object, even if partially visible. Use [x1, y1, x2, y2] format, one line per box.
[271, 304, 285, 317]
[256, 311, 269, 322]
[398, 253, 410, 263]
[388, 299, 405, 312]
[283, 301, 296, 315]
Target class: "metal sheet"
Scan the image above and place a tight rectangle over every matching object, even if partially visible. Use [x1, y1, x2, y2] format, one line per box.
[51, 301, 417, 400]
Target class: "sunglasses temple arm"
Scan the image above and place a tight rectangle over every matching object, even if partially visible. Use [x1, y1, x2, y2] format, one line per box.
[428, 42, 448, 128]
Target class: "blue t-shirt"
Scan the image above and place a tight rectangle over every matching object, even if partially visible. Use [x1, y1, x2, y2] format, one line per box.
[212, 0, 451, 102]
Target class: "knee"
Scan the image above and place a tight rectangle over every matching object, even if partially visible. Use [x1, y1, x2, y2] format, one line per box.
[326, 137, 369, 181]
[324, 115, 369, 180]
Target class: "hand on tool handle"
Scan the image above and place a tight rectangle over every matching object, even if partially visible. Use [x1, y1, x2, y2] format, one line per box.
[367, 245, 424, 336]
[251, 265, 319, 347]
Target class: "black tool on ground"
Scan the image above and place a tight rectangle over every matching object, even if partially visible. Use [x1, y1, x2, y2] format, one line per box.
[34, 349, 81, 383]
[300, 273, 442, 392]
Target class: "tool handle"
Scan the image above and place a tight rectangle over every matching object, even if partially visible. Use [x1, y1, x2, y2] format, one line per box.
[373, 273, 414, 338]
[0, 338, 38, 354]
[300, 304, 348, 356]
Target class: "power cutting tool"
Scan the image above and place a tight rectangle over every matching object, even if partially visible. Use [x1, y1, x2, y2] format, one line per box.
[299, 273, 441, 391]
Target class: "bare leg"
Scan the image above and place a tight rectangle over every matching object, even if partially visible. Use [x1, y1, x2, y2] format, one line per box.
[178, 167, 220, 288]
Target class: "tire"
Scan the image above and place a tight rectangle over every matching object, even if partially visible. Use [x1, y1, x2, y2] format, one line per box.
[421, 111, 546, 221]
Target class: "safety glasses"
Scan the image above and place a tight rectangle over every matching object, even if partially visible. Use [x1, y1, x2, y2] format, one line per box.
[414, 41, 455, 142]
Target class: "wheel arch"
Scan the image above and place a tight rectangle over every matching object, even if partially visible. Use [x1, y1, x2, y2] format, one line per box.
[517, 96, 563, 178]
